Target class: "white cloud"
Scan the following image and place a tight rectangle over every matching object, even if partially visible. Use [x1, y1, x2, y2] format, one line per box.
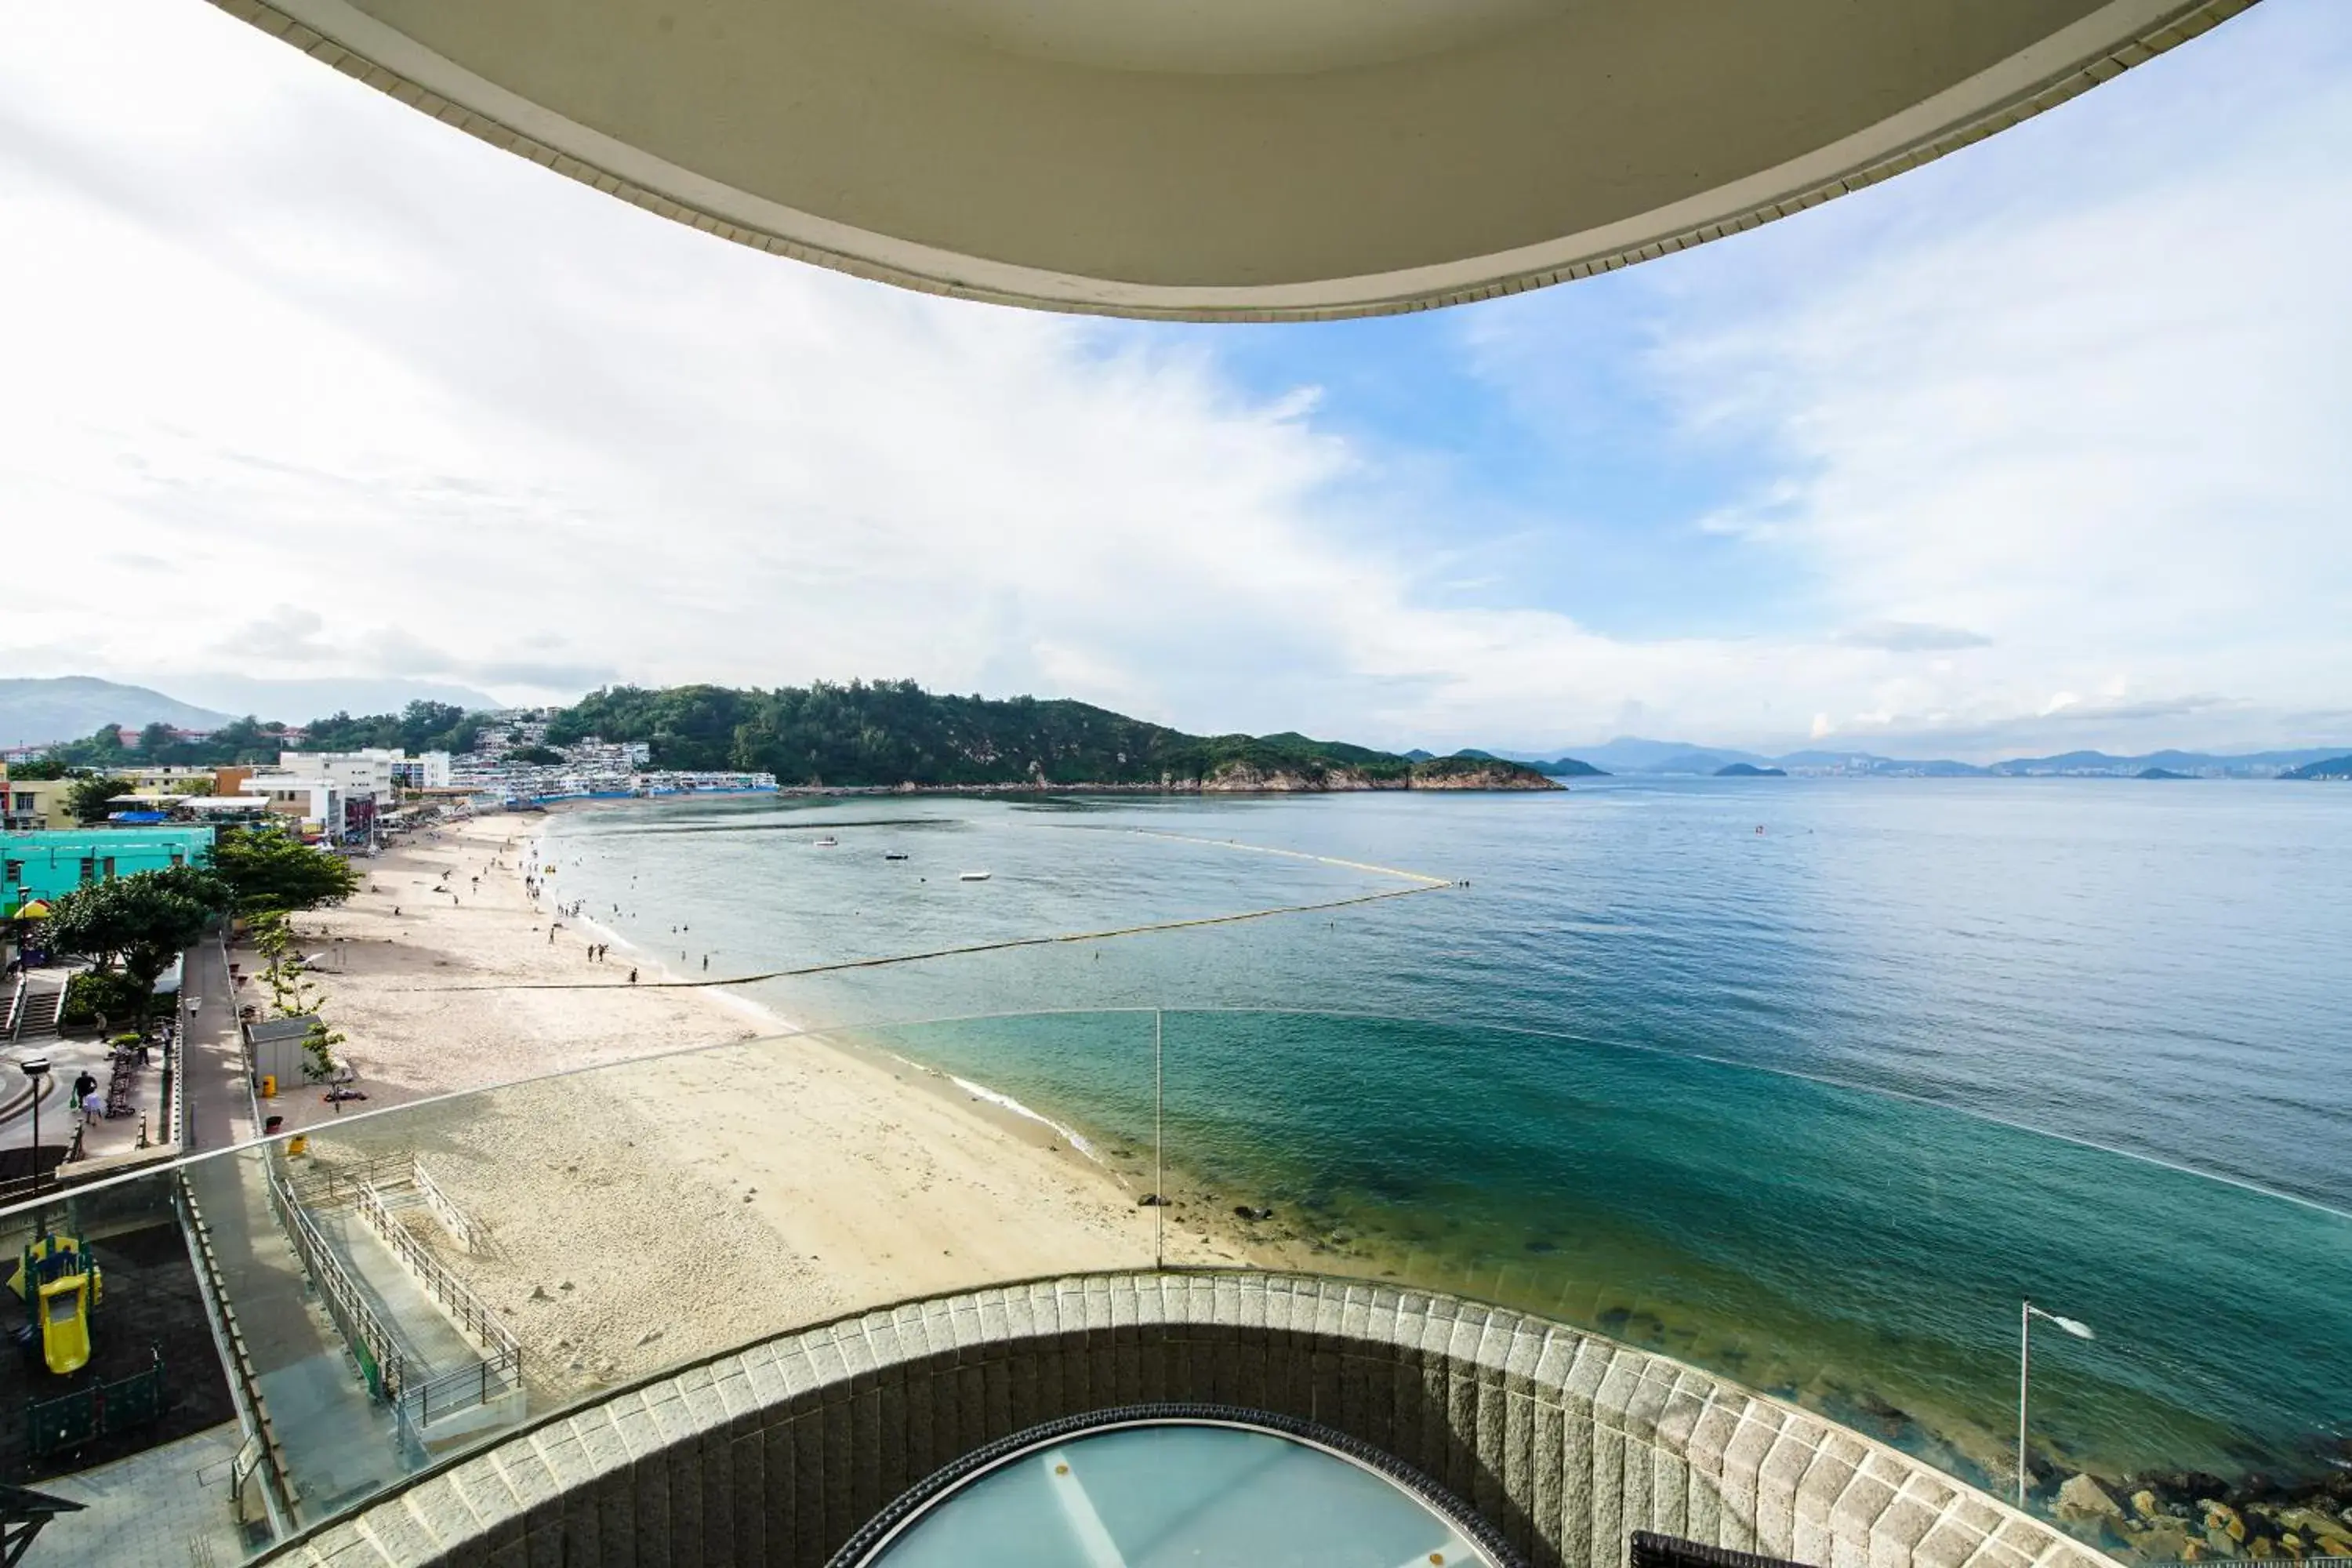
[1615, 0, 2352, 756]
[0, 0, 2345, 760]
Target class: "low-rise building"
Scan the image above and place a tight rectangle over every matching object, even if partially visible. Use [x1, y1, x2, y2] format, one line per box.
[238, 775, 343, 839]
[2, 825, 216, 906]
[2, 775, 77, 831]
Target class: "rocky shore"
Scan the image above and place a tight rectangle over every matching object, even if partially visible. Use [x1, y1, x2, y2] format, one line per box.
[2052, 1463, 2352, 1563]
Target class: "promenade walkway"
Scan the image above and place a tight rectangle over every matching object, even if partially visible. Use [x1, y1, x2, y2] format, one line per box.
[180, 938, 405, 1523]
[31, 1420, 248, 1568]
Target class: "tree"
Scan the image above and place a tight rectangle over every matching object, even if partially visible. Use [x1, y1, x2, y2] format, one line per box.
[42, 867, 228, 1015]
[211, 824, 362, 913]
[5, 757, 65, 780]
[67, 774, 136, 824]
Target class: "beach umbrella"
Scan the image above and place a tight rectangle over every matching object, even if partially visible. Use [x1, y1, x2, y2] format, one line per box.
[10, 899, 50, 920]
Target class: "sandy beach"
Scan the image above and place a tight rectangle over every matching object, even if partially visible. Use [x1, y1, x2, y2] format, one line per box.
[276, 811, 1248, 1404]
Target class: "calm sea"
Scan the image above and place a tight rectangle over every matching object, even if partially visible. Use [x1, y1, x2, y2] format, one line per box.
[542, 780, 2352, 1490]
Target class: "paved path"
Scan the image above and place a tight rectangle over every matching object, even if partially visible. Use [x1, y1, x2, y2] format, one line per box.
[179, 938, 406, 1525]
[30, 1418, 251, 1568]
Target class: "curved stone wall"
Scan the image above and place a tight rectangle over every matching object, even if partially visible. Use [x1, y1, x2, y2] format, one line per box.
[261, 1272, 2117, 1568]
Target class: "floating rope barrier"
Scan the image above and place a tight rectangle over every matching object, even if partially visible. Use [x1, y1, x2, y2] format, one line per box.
[411, 880, 1454, 993]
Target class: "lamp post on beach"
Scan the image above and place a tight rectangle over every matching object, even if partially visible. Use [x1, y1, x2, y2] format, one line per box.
[2017, 1299, 2095, 1505]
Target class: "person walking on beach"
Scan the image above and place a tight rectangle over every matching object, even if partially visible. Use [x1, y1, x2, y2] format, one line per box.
[627, 967, 637, 984]
[702, 954, 709, 971]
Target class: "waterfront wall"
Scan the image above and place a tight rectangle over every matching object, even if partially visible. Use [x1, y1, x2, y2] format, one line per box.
[259, 1271, 2114, 1568]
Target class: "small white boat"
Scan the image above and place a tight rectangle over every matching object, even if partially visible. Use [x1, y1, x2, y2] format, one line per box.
[958, 870, 991, 881]
[813, 837, 839, 848]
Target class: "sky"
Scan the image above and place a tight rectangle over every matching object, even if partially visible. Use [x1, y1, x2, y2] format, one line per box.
[1, 2, 2347, 760]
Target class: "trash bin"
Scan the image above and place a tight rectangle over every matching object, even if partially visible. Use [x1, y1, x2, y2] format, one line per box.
[263, 1115, 284, 1135]
[260, 1074, 276, 1098]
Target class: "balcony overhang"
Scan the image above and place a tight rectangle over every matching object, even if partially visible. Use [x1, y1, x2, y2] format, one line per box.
[215, 0, 2252, 319]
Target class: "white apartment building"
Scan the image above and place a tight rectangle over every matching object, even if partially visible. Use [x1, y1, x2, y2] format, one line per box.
[390, 750, 453, 789]
[239, 775, 341, 827]
[278, 749, 401, 805]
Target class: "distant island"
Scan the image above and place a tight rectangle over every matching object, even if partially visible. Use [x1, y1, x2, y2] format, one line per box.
[1453, 747, 1606, 778]
[1472, 736, 2352, 779]
[548, 682, 1561, 793]
[2136, 767, 2189, 780]
[1715, 763, 1786, 777]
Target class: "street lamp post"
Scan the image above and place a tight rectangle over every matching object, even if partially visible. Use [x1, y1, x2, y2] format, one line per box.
[19, 1054, 50, 1196]
[2018, 1299, 2095, 1505]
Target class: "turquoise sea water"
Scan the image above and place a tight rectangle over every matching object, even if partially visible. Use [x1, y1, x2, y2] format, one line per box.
[541, 781, 2352, 1492]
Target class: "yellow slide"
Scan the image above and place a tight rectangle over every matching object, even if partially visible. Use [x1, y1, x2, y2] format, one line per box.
[18, 1236, 100, 1376]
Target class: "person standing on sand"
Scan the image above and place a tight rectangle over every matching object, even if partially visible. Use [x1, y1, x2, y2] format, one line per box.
[628, 967, 637, 984]
[702, 955, 709, 971]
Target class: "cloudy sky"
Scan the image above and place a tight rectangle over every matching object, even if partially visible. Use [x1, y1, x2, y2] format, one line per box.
[2, 2, 2348, 760]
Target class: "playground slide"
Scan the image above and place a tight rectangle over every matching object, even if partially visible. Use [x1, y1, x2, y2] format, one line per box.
[16, 1236, 99, 1376]
[38, 1273, 90, 1375]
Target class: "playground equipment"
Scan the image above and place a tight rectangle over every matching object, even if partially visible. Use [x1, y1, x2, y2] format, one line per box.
[13, 1235, 102, 1376]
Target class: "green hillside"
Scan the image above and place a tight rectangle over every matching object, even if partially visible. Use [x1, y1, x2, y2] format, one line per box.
[546, 681, 1559, 790]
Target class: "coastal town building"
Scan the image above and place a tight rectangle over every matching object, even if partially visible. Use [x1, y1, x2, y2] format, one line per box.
[237, 774, 343, 838]
[1, 775, 74, 831]
[1, 823, 213, 906]
[278, 749, 400, 806]
[389, 750, 452, 789]
[120, 764, 254, 797]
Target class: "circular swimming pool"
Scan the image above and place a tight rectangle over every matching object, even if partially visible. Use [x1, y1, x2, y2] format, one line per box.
[836, 1406, 1514, 1567]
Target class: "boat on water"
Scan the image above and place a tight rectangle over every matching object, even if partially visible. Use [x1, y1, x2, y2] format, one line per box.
[884, 852, 909, 861]
[814, 836, 839, 848]
[959, 870, 991, 881]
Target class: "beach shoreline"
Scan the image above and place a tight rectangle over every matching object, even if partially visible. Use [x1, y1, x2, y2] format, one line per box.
[281, 810, 1250, 1406]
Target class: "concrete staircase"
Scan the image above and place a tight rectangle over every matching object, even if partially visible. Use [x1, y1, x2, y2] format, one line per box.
[13, 985, 60, 1040]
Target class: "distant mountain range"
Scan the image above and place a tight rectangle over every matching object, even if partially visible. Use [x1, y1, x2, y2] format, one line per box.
[1468, 738, 2352, 779]
[0, 677, 234, 747]
[0, 675, 501, 744]
[153, 674, 501, 723]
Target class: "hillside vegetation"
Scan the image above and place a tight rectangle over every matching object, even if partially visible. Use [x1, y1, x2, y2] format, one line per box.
[547, 681, 1559, 791]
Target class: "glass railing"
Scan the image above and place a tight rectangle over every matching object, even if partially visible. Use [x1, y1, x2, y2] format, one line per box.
[4, 1009, 2347, 1566]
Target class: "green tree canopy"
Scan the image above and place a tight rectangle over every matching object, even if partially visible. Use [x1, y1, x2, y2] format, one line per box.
[67, 774, 136, 823]
[43, 866, 230, 1007]
[211, 824, 362, 913]
[5, 757, 66, 780]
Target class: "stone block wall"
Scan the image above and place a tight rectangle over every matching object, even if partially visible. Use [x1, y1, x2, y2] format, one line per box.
[260, 1272, 2118, 1568]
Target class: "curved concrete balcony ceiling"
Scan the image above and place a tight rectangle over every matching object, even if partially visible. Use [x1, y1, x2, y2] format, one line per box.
[217, 0, 2252, 318]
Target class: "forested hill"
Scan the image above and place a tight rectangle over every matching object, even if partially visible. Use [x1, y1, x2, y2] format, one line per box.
[546, 681, 1559, 792]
